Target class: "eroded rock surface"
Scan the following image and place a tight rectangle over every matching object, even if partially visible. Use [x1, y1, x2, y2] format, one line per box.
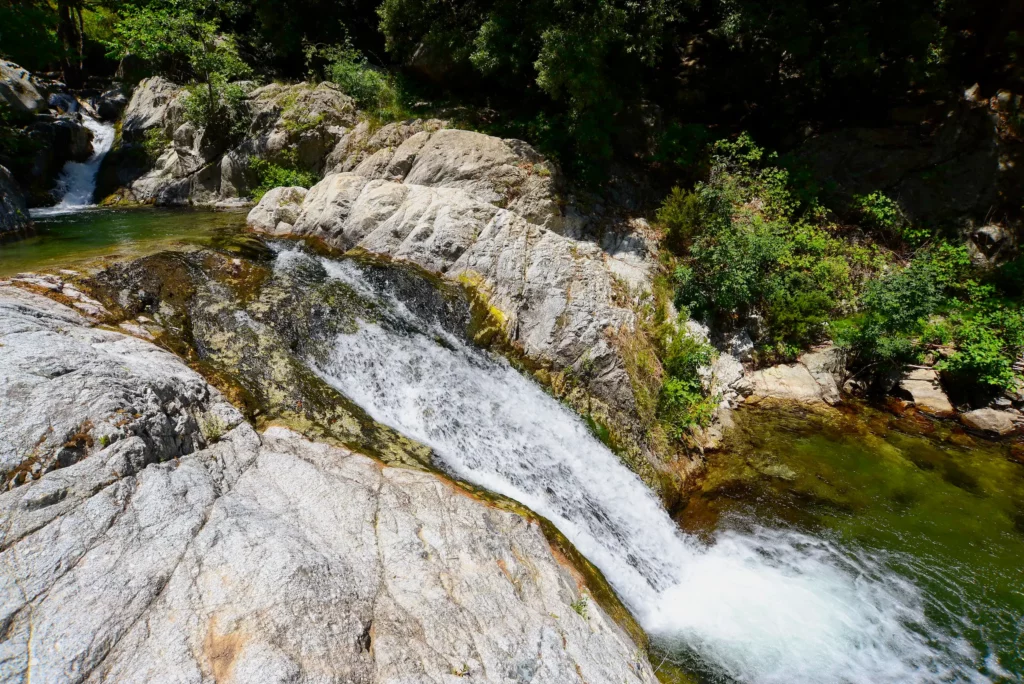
[249, 125, 650, 423]
[899, 367, 955, 417]
[0, 285, 655, 684]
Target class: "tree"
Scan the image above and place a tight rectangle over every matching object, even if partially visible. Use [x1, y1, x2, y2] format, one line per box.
[105, 0, 250, 127]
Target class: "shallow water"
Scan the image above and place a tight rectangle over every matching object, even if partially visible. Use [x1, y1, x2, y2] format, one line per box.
[273, 247, 1022, 684]
[0, 208, 247, 277]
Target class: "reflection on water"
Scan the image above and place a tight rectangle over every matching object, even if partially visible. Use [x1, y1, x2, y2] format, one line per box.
[0, 208, 248, 277]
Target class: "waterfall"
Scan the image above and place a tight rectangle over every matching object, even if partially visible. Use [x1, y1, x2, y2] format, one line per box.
[32, 111, 116, 217]
[277, 247, 991, 684]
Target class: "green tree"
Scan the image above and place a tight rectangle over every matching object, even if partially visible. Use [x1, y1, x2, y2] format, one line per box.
[105, 0, 251, 128]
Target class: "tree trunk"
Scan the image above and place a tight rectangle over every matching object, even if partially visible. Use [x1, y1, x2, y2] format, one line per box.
[56, 0, 83, 88]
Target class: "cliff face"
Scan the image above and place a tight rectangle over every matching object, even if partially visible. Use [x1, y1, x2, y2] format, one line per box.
[0, 283, 656, 683]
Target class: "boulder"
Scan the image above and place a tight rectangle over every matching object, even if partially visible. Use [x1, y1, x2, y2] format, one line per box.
[94, 83, 128, 121]
[798, 344, 846, 405]
[252, 159, 637, 415]
[0, 165, 32, 235]
[0, 60, 48, 117]
[960, 408, 1019, 436]
[0, 286, 655, 684]
[743, 363, 836, 405]
[121, 76, 182, 141]
[898, 367, 955, 417]
[246, 186, 308, 234]
[968, 223, 1015, 267]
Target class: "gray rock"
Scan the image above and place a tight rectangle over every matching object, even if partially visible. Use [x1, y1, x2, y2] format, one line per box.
[745, 363, 836, 405]
[121, 76, 182, 141]
[0, 287, 655, 684]
[898, 368, 955, 417]
[0, 61, 47, 117]
[960, 408, 1019, 436]
[258, 167, 640, 416]
[246, 186, 308, 234]
[798, 344, 846, 405]
[0, 165, 32, 235]
[94, 84, 128, 122]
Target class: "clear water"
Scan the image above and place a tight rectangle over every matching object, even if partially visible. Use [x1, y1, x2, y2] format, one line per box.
[32, 112, 116, 216]
[271, 247, 1019, 684]
[0, 208, 247, 277]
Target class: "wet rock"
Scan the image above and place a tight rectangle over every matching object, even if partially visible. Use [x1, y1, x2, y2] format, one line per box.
[898, 367, 955, 417]
[0, 287, 655, 683]
[93, 83, 128, 122]
[0, 60, 48, 118]
[960, 408, 1020, 437]
[0, 165, 32, 235]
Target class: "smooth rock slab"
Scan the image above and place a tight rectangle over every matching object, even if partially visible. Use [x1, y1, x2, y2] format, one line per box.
[0, 288, 655, 684]
[899, 368, 955, 417]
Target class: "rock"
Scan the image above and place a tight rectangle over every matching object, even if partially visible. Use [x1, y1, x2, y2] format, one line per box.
[798, 344, 846, 405]
[246, 186, 308, 234]
[0, 165, 32, 235]
[121, 76, 182, 141]
[968, 223, 1015, 267]
[0, 60, 48, 118]
[745, 363, 836, 405]
[724, 329, 754, 361]
[960, 408, 1019, 436]
[94, 83, 128, 121]
[255, 166, 638, 415]
[898, 368, 955, 417]
[0, 287, 655, 683]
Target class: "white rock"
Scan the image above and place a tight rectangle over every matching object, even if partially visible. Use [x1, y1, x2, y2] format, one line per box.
[899, 368, 955, 417]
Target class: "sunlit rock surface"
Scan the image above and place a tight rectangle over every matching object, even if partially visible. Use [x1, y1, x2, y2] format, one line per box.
[0, 285, 655, 684]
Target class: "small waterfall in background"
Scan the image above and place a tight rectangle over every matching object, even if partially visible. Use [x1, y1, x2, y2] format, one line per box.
[267, 246, 993, 684]
[32, 110, 116, 217]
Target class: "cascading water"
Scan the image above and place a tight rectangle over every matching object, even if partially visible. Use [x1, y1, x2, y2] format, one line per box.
[32, 111, 116, 217]
[275, 246, 997, 684]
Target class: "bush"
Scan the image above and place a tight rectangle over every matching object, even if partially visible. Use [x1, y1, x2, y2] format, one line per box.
[657, 331, 717, 437]
[249, 157, 318, 202]
[657, 187, 703, 255]
[938, 309, 1024, 391]
[306, 41, 407, 121]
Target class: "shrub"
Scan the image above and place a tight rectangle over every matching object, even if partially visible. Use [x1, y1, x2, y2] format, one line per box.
[657, 187, 703, 255]
[657, 331, 717, 437]
[306, 41, 407, 122]
[938, 309, 1024, 391]
[249, 157, 318, 202]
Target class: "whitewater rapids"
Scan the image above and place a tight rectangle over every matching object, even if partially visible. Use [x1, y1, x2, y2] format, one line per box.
[276, 247, 988, 684]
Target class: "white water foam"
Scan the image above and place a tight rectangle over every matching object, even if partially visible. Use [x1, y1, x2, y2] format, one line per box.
[32, 111, 116, 217]
[283, 249, 988, 683]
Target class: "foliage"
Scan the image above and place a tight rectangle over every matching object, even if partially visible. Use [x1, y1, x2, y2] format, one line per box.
[853, 191, 930, 247]
[0, 1, 64, 72]
[141, 128, 171, 160]
[657, 330, 717, 437]
[249, 156, 318, 202]
[105, 0, 252, 129]
[669, 133, 864, 353]
[305, 40, 408, 121]
[937, 308, 1024, 390]
[570, 595, 589, 619]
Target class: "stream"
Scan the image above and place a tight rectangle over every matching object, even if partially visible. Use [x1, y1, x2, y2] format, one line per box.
[1, 208, 1021, 683]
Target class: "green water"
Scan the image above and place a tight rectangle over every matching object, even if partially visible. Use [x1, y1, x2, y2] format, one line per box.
[683, 405, 1024, 680]
[0, 208, 248, 277]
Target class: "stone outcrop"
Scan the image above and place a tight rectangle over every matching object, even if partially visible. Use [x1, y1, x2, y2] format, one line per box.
[0, 165, 32, 236]
[0, 284, 655, 683]
[728, 344, 845, 407]
[248, 123, 653, 424]
[898, 367, 955, 417]
[0, 61, 48, 118]
[101, 79, 357, 206]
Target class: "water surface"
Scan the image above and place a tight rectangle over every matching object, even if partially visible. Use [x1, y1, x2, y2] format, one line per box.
[0, 208, 247, 277]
